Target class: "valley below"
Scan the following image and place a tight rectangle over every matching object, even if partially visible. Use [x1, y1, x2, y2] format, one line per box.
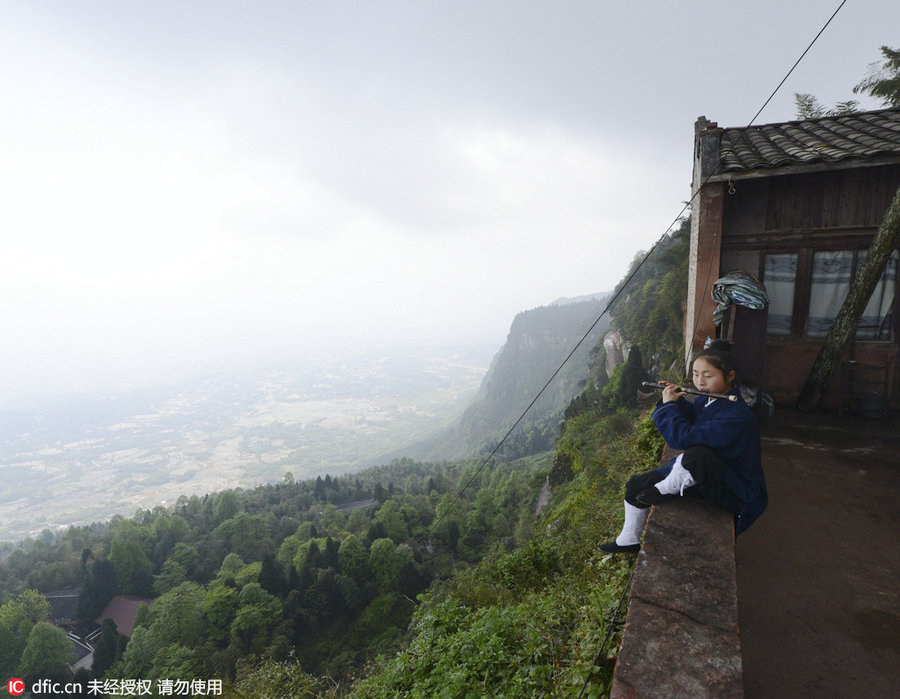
[0, 347, 491, 542]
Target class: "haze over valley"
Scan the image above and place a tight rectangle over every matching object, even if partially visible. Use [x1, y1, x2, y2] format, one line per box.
[0, 346, 492, 542]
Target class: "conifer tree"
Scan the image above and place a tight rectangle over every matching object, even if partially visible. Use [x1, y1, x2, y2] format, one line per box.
[259, 553, 286, 598]
[91, 619, 120, 676]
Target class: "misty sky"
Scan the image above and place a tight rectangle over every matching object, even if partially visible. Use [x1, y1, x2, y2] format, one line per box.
[1, 1, 896, 400]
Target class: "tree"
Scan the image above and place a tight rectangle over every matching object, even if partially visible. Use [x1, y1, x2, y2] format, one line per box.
[853, 45, 900, 107]
[78, 559, 117, 630]
[203, 584, 240, 642]
[798, 184, 900, 409]
[444, 519, 460, 553]
[793, 92, 858, 119]
[217, 553, 246, 582]
[293, 540, 325, 572]
[609, 218, 689, 372]
[18, 621, 73, 677]
[374, 500, 409, 544]
[213, 512, 274, 561]
[794, 45, 900, 120]
[230, 583, 281, 639]
[109, 525, 153, 596]
[337, 534, 370, 581]
[0, 593, 50, 675]
[214, 491, 242, 524]
[601, 345, 646, 410]
[334, 573, 364, 612]
[153, 559, 188, 596]
[469, 486, 498, 533]
[167, 542, 200, 577]
[121, 626, 156, 677]
[151, 643, 198, 681]
[0, 589, 51, 630]
[91, 619, 121, 676]
[323, 536, 340, 569]
[368, 538, 400, 591]
[396, 559, 426, 599]
[314, 476, 326, 501]
[258, 553, 286, 598]
[365, 520, 387, 546]
[319, 505, 345, 535]
[0, 622, 21, 678]
[145, 581, 207, 649]
[151, 513, 189, 558]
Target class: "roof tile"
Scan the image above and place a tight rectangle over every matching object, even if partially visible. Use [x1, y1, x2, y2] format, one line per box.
[719, 107, 900, 173]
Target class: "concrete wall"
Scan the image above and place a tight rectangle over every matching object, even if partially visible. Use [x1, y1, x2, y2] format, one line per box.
[610, 500, 743, 698]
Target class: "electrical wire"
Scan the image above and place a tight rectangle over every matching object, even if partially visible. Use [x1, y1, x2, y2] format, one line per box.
[323, 0, 853, 684]
[577, 567, 636, 699]
[419, 0, 853, 690]
[689, 0, 849, 360]
[424, 208, 687, 540]
[747, 0, 849, 127]
[427, 0, 851, 557]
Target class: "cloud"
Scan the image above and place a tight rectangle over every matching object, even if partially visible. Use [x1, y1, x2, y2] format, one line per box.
[2, 0, 898, 400]
[0, 44, 677, 400]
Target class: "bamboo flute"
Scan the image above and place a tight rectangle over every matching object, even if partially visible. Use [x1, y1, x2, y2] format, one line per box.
[641, 381, 738, 402]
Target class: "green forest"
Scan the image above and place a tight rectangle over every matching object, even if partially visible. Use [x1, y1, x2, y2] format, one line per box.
[0, 219, 689, 698]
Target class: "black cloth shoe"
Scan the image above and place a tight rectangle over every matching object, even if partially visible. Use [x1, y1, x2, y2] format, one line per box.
[635, 487, 677, 506]
[599, 541, 640, 554]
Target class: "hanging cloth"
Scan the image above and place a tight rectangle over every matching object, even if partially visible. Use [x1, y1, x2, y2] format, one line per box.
[712, 270, 769, 326]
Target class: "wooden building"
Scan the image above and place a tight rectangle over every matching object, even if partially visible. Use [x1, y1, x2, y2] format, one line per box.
[685, 107, 900, 409]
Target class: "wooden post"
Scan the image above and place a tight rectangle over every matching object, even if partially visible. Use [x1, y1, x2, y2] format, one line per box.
[687, 182, 724, 357]
[685, 117, 724, 371]
[797, 184, 900, 410]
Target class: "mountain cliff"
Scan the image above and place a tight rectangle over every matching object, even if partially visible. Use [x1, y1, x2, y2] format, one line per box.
[399, 296, 610, 461]
[0, 223, 690, 696]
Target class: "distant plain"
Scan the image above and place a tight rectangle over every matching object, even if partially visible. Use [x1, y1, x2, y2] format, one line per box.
[0, 347, 492, 542]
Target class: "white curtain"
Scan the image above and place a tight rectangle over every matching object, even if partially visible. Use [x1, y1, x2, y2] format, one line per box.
[855, 250, 898, 340]
[807, 251, 853, 337]
[764, 253, 797, 336]
[807, 249, 897, 340]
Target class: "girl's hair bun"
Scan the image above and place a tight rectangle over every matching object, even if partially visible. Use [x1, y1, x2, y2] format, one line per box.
[707, 339, 732, 353]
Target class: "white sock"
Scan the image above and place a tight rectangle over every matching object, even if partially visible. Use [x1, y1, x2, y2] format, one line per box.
[615, 500, 650, 546]
[653, 453, 696, 496]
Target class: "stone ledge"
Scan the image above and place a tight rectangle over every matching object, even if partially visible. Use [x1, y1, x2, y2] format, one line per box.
[611, 497, 743, 698]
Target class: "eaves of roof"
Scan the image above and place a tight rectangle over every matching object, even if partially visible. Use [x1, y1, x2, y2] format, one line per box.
[712, 107, 900, 181]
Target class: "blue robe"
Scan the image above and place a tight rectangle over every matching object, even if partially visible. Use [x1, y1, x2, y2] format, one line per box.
[652, 388, 767, 533]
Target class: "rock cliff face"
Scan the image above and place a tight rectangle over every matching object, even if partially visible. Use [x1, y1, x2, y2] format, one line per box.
[401, 296, 610, 461]
[603, 328, 630, 377]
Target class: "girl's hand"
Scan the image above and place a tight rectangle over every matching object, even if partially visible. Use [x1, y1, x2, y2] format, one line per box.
[660, 381, 686, 403]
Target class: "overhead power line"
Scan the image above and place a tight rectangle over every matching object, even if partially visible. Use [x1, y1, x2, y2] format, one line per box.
[748, 0, 849, 127]
[331, 0, 853, 681]
[424, 0, 850, 561]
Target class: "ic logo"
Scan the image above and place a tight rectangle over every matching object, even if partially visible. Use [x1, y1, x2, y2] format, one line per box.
[7, 678, 25, 696]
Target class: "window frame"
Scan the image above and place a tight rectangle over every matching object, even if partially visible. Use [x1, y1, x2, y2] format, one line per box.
[759, 244, 899, 343]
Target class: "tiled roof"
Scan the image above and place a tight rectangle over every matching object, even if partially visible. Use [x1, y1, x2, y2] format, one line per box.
[96, 595, 152, 635]
[45, 588, 80, 622]
[719, 107, 900, 173]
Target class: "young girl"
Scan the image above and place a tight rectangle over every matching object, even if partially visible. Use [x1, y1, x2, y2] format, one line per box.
[600, 342, 767, 554]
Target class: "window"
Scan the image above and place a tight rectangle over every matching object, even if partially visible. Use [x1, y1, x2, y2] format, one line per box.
[763, 253, 797, 336]
[855, 250, 898, 341]
[807, 251, 853, 337]
[762, 248, 897, 341]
